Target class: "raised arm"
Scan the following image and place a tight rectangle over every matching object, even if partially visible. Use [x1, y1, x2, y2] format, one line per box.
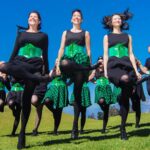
[9, 33, 21, 62]
[128, 35, 141, 79]
[103, 35, 108, 78]
[85, 31, 91, 64]
[42, 34, 49, 74]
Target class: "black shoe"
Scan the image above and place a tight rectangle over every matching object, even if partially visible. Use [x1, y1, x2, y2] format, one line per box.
[32, 130, 38, 136]
[101, 129, 106, 134]
[17, 132, 25, 149]
[71, 130, 79, 139]
[80, 129, 84, 134]
[120, 129, 128, 140]
[135, 124, 140, 128]
[53, 130, 59, 135]
[10, 131, 16, 137]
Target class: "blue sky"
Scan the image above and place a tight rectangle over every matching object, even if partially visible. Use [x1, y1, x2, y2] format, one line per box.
[1, 0, 150, 115]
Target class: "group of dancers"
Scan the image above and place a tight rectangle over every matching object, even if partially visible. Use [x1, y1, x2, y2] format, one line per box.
[0, 8, 149, 149]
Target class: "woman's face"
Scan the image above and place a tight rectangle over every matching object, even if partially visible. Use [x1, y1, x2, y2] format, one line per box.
[111, 15, 122, 28]
[28, 13, 40, 29]
[71, 11, 82, 25]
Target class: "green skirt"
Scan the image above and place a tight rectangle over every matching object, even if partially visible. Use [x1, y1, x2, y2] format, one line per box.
[95, 77, 121, 104]
[95, 77, 113, 104]
[42, 78, 68, 109]
[70, 83, 91, 107]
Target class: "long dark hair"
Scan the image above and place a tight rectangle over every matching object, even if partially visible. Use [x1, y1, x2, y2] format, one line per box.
[17, 10, 42, 32]
[102, 9, 133, 31]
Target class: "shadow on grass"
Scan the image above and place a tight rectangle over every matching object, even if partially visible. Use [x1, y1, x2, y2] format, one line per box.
[25, 127, 150, 148]
[26, 133, 121, 149]
[128, 128, 150, 137]
[108, 123, 133, 130]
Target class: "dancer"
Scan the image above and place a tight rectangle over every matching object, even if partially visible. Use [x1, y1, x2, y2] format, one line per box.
[70, 82, 91, 134]
[31, 82, 47, 136]
[42, 60, 68, 135]
[56, 9, 99, 139]
[0, 11, 50, 149]
[89, 57, 120, 133]
[0, 72, 11, 112]
[6, 78, 24, 136]
[102, 9, 141, 140]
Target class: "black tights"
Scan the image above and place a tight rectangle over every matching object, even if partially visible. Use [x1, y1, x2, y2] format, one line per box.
[0, 62, 48, 82]
[119, 74, 134, 131]
[80, 107, 86, 131]
[8, 101, 21, 135]
[99, 99, 109, 131]
[18, 81, 36, 148]
[45, 100, 63, 133]
[60, 59, 88, 133]
[131, 95, 141, 127]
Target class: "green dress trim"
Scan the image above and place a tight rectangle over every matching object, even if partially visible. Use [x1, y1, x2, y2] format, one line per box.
[95, 77, 113, 104]
[61, 43, 90, 66]
[11, 83, 24, 92]
[42, 77, 68, 109]
[109, 43, 128, 58]
[18, 43, 42, 58]
[70, 82, 91, 107]
[0, 82, 5, 91]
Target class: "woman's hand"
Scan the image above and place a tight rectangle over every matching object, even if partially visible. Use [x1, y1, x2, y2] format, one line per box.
[104, 72, 108, 78]
[56, 65, 61, 76]
[136, 72, 142, 80]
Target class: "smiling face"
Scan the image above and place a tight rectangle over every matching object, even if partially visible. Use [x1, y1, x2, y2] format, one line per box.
[28, 12, 40, 29]
[111, 14, 122, 28]
[71, 11, 82, 25]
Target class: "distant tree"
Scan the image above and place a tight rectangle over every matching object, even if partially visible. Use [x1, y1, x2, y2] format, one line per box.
[109, 105, 120, 116]
[97, 112, 103, 120]
[88, 112, 95, 119]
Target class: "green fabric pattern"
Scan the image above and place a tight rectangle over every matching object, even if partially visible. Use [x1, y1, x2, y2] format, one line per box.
[109, 43, 128, 58]
[0, 82, 5, 91]
[18, 43, 42, 58]
[95, 77, 113, 104]
[61, 43, 90, 67]
[111, 85, 121, 104]
[70, 82, 91, 107]
[42, 77, 68, 109]
[11, 83, 24, 92]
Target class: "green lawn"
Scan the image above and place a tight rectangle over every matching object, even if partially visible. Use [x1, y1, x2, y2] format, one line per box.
[0, 106, 150, 150]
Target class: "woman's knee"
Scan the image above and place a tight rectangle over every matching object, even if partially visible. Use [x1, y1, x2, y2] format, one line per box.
[31, 95, 39, 106]
[8, 100, 15, 109]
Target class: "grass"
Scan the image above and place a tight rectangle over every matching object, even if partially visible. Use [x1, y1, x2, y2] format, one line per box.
[0, 106, 150, 150]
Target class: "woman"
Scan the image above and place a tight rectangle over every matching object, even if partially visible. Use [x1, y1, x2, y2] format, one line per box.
[31, 82, 47, 136]
[56, 9, 98, 139]
[0, 11, 50, 149]
[42, 60, 68, 135]
[89, 57, 120, 133]
[70, 82, 91, 134]
[6, 77, 24, 136]
[102, 9, 141, 140]
[0, 72, 10, 112]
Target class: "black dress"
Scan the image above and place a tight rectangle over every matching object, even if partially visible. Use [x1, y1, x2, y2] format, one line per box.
[145, 58, 150, 95]
[107, 33, 136, 87]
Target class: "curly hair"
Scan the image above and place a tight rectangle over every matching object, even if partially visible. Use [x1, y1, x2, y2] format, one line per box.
[102, 9, 133, 31]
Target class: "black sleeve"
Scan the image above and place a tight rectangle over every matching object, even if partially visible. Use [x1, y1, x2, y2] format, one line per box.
[4, 77, 11, 91]
[42, 34, 49, 74]
[9, 33, 21, 62]
[145, 58, 150, 69]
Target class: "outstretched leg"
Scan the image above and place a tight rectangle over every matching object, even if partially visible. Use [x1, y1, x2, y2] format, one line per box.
[80, 107, 86, 134]
[17, 81, 35, 149]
